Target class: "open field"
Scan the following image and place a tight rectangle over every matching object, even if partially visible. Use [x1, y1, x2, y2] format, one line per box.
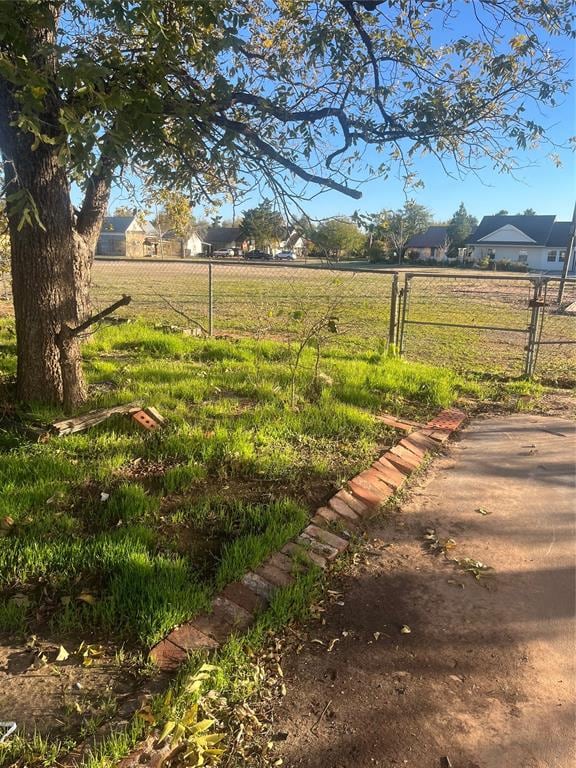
[1, 260, 573, 383]
[87, 260, 575, 384]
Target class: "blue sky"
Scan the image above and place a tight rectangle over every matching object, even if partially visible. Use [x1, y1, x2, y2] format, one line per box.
[107, 5, 576, 225]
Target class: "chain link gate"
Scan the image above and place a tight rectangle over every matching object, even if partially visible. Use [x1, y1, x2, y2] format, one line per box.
[390, 272, 556, 379]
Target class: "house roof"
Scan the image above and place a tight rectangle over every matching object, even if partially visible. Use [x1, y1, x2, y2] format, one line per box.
[204, 226, 243, 245]
[100, 215, 157, 235]
[101, 216, 135, 234]
[406, 225, 448, 249]
[546, 221, 573, 248]
[468, 215, 556, 246]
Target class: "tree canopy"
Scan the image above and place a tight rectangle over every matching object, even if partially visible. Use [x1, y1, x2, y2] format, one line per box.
[147, 190, 196, 238]
[240, 200, 285, 250]
[375, 201, 433, 260]
[2, 0, 574, 220]
[312, 218, 364, 260]
[447, 203, 478, 258]
[0, 0, 574, 406]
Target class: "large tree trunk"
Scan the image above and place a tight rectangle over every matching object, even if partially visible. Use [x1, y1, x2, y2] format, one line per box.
[0, 5, 110, 411]
[5, 144, 93, 410]
[7, 156, 91, 409]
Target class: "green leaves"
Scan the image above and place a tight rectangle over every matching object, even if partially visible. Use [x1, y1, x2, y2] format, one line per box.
[5, 188, 46, 232]
[0, 0, 573, 216]
[240, 200, 285, 250]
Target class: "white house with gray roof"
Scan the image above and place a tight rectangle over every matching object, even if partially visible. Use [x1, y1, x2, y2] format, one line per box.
[466, 215, 575, 273]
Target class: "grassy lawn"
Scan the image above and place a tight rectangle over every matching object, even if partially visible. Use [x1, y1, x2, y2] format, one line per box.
[88, 260, 576, 384]
[0, 318, 474, 651]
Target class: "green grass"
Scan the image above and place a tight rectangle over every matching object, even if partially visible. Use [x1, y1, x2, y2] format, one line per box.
[81, 260, 576, 383]
[0, 317, 503, 649]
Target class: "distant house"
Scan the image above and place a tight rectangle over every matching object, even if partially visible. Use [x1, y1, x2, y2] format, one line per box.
[276, 229, 307, 256]
[405, 226, 449, 261]
[96, 216, 208, 259]
[159, 230, 206, 258]
[96, 215, 158, 258]
[204, 226, 248, 254]
[466, 215, 575, 273]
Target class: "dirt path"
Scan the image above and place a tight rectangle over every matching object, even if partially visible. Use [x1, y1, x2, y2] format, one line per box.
[273, 415, 576, 768]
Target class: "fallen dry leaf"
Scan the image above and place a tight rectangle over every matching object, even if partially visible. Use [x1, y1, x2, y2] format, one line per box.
[55, 645, 70, 662]
[77, 593, 97, 605]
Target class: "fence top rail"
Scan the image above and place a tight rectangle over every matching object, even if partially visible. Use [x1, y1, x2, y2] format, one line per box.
[93, 256, 399, 276]
[92, 257, 576, 284]
[403, 271, 576, 283]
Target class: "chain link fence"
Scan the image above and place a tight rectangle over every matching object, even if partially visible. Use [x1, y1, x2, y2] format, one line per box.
[396, 273, 537, 377]
[91, 258, 395, 357]
[1, 257, 574, 384]
[392, 271, 576, 383]
[535, 278, 576, 387]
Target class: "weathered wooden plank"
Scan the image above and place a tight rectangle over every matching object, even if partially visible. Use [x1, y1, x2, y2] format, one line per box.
[51, 401, 142, 436]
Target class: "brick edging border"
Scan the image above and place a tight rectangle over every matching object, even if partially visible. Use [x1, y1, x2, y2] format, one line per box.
[149, 407, 467, 671]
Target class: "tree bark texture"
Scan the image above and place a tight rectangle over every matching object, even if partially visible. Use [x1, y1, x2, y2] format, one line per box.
[0, 11, 110, 410]
[4, 144, 92, 409]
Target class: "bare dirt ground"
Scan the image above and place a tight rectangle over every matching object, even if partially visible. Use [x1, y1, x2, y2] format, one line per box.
[272, 414, 576, 768]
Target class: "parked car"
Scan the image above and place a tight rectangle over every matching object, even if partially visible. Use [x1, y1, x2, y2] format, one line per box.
[212, 248, 234, 258]
[244, 249, 271, 260]
[274, 251, 297, 261]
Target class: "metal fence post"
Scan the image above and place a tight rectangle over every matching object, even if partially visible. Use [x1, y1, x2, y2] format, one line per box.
[524, 278, 544, 377]
[398, 274, 411, 356]
[208, 261, 214, 336]
[388, 272, 399, 349]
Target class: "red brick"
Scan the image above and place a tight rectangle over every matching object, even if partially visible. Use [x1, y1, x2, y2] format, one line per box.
[167, 622, 219, 652]
[347, 479, 382, 508]
[268, 550, 304, 575]
[357, 469, 395, 497]
[399, 437, 426, 459]
[334, 489, 370, 516]
[222, 581, 268, 615]
[314, 506, 341, 525]
[420, 427, 450, 443]
[242, 571, 276, 600]
[427, 408, 466, 432]
[192, 605, 237, 644]
[149, 638, 189, 670]
[255, 561, 294, 588]
[349, 473, 390, 500]
[302, 524, 349, 553]
[374, 456, 406, 486]
[131, 409, 159, 430]
[282, 541, 328, 569]
[376, 414, 420, 432]
[297, 534, 339, 561]
[384, 450, 416, 475]
[213, 596, 254, 630]
[327, 496, 361, 521]
[404, 432, 439, 453]
[390, 444, 422, 468]
[371, 461, 405, 490]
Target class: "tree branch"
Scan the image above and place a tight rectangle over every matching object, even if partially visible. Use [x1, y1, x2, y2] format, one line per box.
[76, 137, 119, 242]
[60, 294, 132, 339]
[212, 114, 362, 199]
